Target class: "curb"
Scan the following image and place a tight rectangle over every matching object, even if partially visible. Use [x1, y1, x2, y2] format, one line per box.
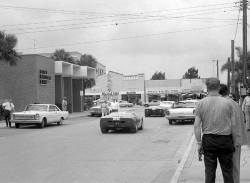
[170, 134, 195, 183]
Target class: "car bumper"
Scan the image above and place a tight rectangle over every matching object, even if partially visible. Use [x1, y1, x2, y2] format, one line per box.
[10, 119, 41, 124]
[100, 121, 134, 130]
[165, 115, 195, 120]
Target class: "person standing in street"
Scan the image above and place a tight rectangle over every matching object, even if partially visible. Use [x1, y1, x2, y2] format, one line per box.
[219, 84, 248, 183]
[194, 78, 236, 183]
[2, 99, 15, 127]
[62, 97, 67, 111]
[241, 92, 250, 130]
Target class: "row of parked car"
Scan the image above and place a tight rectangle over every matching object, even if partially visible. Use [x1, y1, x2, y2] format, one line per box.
[89, 100, 134, 117]
[144, 99, 199, 125]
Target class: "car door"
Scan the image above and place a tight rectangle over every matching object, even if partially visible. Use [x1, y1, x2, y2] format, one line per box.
[48, 105, 57, 123]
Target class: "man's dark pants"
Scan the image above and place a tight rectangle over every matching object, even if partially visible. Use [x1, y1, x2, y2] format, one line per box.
[4, 110, 11, 127]
[202, 134, 235, 183]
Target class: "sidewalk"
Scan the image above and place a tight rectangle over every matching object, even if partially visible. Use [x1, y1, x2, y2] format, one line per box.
[178, 132, 250, 183]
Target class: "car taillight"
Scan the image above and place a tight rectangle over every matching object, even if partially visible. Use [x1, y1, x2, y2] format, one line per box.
[193, 109, 196, 114]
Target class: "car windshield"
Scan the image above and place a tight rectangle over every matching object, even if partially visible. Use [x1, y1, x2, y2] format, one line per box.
[173, 102, 196, 108]
[25, 104, 48, 111]
[160, 101, 173, 105]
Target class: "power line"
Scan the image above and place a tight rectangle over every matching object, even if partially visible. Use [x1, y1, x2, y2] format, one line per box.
[17, 23, 235, 51]
[0, 1, 238, 16]
[1, 5, 236, 29]
[8, 9, 237, 35]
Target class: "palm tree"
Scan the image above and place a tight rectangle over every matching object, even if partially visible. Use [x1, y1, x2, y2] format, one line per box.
[221, 47, 250, 97]
[0, 31, 20, 65]
[51, 49, 75, 64]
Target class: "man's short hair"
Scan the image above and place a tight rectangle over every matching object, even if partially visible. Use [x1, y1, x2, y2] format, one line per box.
[219, 84, 228, 96]
[206, 78, 220, 91]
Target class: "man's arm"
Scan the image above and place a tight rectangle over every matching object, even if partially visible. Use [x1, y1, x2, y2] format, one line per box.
[194, 115, 202, 144]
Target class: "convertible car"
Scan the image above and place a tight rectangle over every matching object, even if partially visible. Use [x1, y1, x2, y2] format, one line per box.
[100, 111, 143, 133]
[89, 102, 112, 117]
[165, 100, 198, 125]
[11, 104, 68, 128]
[145, 106, 165, 117]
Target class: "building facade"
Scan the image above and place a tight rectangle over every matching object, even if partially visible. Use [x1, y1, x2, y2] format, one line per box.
[0, 54, 96, 112]
[86, 73, 207, 104]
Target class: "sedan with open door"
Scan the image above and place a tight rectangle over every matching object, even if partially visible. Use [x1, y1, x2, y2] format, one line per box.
[11, 104, 68, 128]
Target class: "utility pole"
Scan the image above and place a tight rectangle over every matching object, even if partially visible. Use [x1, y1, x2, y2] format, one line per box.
[216, 59, 219, 79]
[242, 0, 248, 88]
[227, 57, 231, 90]
[231, 40, 235, 95]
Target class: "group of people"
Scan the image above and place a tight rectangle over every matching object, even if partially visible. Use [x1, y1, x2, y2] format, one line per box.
[194, 78, 249, 183]
[1, 99, 15, 127]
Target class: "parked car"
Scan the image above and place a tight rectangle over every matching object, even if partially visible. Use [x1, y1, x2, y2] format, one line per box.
[90, 102, 112, 117]
[165, 100, 198, 125]
[11, 104, 69, 128]
[100, 111, 143, 133]
[119, 100, 133, 107]
[145, 106, 165, 117]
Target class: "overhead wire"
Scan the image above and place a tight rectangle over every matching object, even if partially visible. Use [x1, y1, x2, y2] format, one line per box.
[7, 8, 238, 34]
[17, 23, 235, 51]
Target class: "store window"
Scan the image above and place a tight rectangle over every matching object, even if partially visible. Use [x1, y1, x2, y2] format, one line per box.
[39, 70, 51, 85]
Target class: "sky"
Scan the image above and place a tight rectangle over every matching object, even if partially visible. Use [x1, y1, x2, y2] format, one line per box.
[0, 0, 248, 82]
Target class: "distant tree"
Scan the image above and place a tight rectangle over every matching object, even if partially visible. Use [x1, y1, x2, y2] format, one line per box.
[51, 49, 75, 64]
[151, 71, 165, 80]
[182, 67, 200, 79]
[0, 31, 20, 65]
[79, 54, 97, 68]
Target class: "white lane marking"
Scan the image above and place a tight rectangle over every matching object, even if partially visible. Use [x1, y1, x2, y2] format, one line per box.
[170, 134, 195, 183]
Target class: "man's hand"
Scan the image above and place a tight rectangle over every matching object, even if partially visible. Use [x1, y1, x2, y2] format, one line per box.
[197, 143, 203, 161]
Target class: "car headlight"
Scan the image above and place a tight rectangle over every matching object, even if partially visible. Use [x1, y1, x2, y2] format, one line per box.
[165, 110, 170, 115]
[35, 114, 40, 120]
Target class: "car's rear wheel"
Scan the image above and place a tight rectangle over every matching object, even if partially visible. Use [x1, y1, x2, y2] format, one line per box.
[57, 118, 63, 125]
[138, 119, 143, 130]
[169, 120, 173, 125]
[39, 118, 46, 128]
[15, 123, 20, 128]
[131, 124, 138, 133]
[101, 128, 108, 133]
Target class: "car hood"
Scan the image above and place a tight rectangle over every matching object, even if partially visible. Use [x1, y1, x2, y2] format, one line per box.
[13, 111, 47, 115]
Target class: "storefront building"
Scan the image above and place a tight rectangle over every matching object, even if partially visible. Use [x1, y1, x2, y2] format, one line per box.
[0, 54, 96, 112]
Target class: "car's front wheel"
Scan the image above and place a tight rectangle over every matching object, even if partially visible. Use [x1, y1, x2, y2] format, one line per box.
[39, 118, 46, 128]
[57, 118, 63, 125]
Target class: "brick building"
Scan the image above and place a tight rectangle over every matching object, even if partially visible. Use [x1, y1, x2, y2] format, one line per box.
[0, 54, 96, 112]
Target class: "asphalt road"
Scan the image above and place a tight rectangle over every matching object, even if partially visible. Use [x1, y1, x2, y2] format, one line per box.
[0, 107, 194, 183]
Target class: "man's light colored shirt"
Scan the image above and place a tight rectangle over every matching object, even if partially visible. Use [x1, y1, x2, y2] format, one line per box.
[2, 102, 14, 111]
[196, 94, 234, 135]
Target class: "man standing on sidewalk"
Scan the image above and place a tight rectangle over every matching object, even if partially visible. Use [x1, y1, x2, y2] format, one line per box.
[219, 84, 248, 183]
[194, 78, 235, 183]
